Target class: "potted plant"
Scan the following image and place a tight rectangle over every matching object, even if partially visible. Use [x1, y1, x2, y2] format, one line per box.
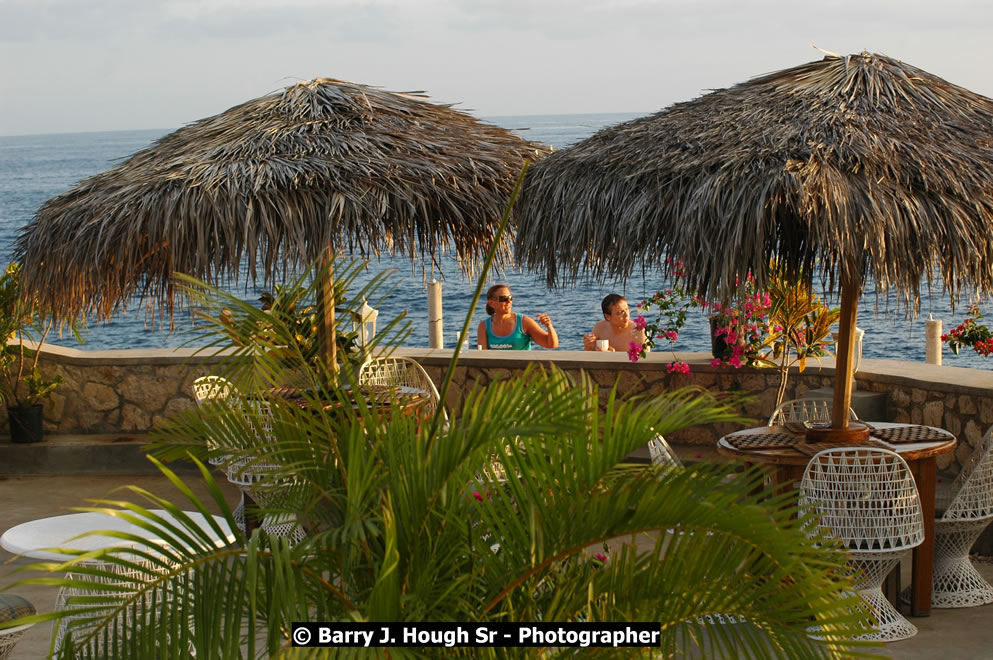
[0, 263, 70, 443]
[701, 272, 774, 369]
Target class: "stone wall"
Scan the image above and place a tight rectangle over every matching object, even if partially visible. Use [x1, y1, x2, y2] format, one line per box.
[11, 343, 993, 476]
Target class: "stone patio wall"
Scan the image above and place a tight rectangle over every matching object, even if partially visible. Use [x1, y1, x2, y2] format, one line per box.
[10, 344, 993, 476]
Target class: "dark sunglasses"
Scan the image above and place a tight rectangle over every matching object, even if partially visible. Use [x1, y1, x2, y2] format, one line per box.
[493, 295, 513, 303]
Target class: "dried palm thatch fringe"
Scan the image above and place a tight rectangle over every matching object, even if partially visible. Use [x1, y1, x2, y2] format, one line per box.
[515, 52, 993, 311]
[16, 78, 550, 322]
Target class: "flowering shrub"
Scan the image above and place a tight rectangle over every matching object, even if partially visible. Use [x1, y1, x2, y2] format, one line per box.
[702, 274, 772, 369]
[630, 264, 840, 398]
[634, 267, 772, 373]
[630, 261, 697, 373]
[942, 304, 993, 357]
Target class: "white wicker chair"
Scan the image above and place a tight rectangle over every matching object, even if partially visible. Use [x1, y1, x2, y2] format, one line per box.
[0, 595, 35, 660]
[192, 375, 238, 466]
[226, 398, 306, 543]
[648, 434, 682, 468]
[358, 356, 445, 422]
[928, 425, 993, 607]
[192, 375, 248, 531]
[768, 398, 858, 426]
[648, 435, 743, 625]
[800, 448, 924, 641]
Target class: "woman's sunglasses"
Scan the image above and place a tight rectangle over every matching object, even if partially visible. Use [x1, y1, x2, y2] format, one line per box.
[494, 295, 513, 303]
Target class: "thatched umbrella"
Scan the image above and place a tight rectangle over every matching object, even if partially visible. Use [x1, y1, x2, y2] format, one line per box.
[16, 78, 549, 367]
[516, 52, 993, 440]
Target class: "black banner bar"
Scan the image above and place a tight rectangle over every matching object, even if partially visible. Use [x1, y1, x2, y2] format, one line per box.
[291, 622, 660, 648]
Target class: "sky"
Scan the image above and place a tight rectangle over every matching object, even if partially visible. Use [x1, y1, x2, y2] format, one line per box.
[3, 0, 993, 136]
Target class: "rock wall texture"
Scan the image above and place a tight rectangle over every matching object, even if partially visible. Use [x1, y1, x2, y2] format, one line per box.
[7, 345, 993, 477]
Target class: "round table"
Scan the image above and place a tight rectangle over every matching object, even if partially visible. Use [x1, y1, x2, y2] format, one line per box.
[717, 422, 956, 618]
[1, 510, 234, 560]
[1, 509, 235, 653]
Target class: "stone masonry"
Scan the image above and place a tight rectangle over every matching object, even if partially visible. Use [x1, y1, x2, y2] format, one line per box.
[7, 344, 993, 478]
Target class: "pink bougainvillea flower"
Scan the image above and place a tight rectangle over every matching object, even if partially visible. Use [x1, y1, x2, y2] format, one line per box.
[627, 341, 642, 362]
[472, 491, 483, 501]
[633, 315, 647, 331]
[594, 553, 608, 563]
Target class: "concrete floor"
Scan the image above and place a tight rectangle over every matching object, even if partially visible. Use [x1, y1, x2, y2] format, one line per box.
[2, 473, 993, 659]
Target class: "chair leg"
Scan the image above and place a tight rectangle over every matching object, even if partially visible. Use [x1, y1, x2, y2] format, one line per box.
[932, 519, 993, 608]
[232, 494, 246, 534]
[849, 556, 918, 642]
[815, 554, 919, 642]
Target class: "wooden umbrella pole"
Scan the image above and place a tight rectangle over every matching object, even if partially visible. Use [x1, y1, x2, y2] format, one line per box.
[320, 248, 337, 375]
[831, 275, 859, 431]
[805, 274, 870, 443]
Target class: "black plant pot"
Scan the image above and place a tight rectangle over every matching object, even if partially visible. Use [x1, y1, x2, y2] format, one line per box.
[8, 404, 43, 444]
[709, 316, 732, 360]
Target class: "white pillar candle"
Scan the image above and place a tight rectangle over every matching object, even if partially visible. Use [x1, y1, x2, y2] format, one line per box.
[925, 315, 942, 365]
[427, 280, 443, 349]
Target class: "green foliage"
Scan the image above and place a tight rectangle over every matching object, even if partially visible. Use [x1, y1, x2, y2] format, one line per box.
[225, 278, 366, 372]
[760, 267, 841, 407]
[178, 259, 407, 392]
[0, 262, 79, 407]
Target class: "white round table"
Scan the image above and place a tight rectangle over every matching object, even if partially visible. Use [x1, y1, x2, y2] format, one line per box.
[1, 509, 235, 560]
[1, 509, 235, 654]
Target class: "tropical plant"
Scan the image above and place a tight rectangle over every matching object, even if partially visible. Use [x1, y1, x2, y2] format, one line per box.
[634, 268, 773, 372]
[942, 303, 993, 357]
[760, 268, 841, 408]
[219, 276, 376, 373]
[3, 182, 877, 658]
[0, 262, 79, 407]
[703, 273, 774, 370]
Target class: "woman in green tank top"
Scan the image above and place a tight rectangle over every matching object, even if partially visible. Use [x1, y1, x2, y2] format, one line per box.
[477, 284, 558, 350]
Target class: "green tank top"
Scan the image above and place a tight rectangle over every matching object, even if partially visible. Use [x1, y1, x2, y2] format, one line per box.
[485, 314, 532, 350]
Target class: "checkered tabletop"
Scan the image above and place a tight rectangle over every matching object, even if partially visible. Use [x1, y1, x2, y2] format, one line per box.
[723, 432, 799, 450]
[722, 424, 954, 456]
[869, 425, 956, 444]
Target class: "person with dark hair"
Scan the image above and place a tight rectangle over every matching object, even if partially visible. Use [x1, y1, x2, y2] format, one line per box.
[583, 293, 647, 352]
[477, 284, 558, 350]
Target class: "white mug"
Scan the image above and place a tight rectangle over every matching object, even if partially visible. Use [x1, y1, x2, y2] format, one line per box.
[596, 339, 609, 351]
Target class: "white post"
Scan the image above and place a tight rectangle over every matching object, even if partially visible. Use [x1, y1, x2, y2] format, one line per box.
[926, 314, 942, 365]
[427, 279, 443, 349]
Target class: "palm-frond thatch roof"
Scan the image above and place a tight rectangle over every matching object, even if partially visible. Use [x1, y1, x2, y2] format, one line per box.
[515, 52, 993, 307]
[16, 78, 550, 320]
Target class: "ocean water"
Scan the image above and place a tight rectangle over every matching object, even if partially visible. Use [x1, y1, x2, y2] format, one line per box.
[0, 114, 989, 370]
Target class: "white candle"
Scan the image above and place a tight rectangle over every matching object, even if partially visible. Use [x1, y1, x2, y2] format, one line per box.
[925, 315, 942, 365]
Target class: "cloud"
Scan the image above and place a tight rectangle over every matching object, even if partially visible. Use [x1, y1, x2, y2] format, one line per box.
[0, 0, 403, 44]
[153, 2, 401, 42]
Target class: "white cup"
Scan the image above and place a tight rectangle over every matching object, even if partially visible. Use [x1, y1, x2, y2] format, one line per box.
[596, 339, 609, 351]
[454, 333, 467, 353]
